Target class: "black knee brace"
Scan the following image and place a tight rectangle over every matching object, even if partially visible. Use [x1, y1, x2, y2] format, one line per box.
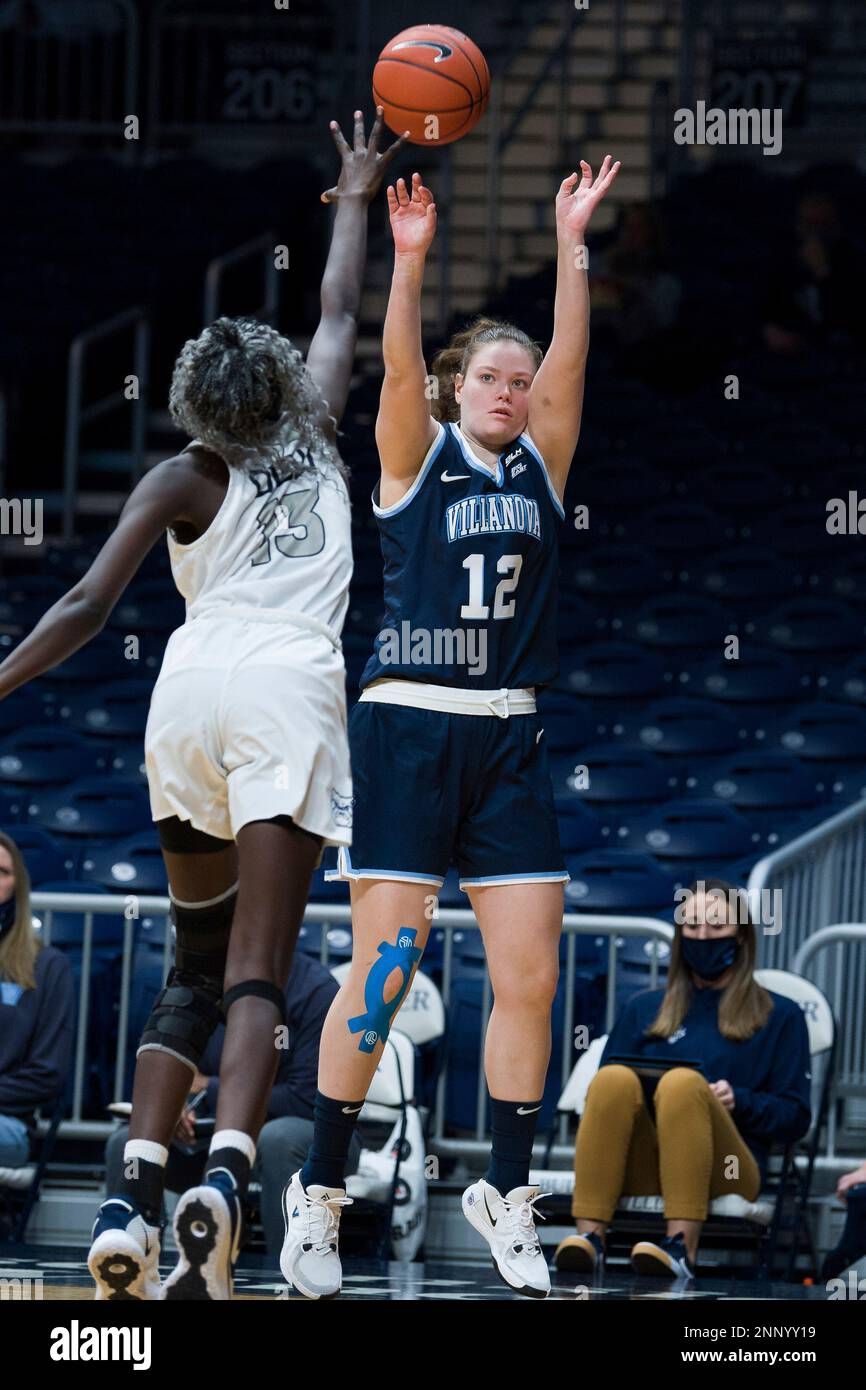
[137, 968, 225, 1072]
[137, 883, 238, 1072]
[222, 979, 287, 1027]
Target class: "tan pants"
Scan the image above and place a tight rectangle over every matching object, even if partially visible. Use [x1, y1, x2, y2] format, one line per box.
[571, 1064, 761, 1223]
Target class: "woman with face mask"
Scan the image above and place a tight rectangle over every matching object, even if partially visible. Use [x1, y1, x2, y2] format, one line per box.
[554, 878, 812, 1280]
[0, 833, 74, 1183]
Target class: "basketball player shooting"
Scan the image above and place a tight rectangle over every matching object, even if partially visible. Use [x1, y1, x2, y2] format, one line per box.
[280, 154, 620, 1300]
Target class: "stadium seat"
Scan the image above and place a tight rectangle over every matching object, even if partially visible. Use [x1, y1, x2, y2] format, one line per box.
[26, 775, 152, 838]
[0, 725, 108, 785]
[79, 832, 167, 894]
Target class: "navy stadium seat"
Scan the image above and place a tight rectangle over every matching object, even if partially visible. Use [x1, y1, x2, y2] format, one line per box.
[699, 546, 795, 606]
[762, 701, 866, 764]
[751, 598, 864, 656]
[621, 595, 736, 652]
[615, 797, 756, 859]
[689, 649, 808, 707]
[9, 826, 67, 885]
[562, 641, 669, 703]
[0, 725, 108, 784]
[62, 681, 154, 739]
[80, 832, 167, 895]
[603, 697, 742, 762]
[551, 744, 676, 806]
[564, 850, 680, 915]
[570, 545, 661, 604]
[26, 776, 152, 838]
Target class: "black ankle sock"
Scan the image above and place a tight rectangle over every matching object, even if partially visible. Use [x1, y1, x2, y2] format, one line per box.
[486, 1097, 543, 1196]
[205, 1146, 252, 1200]
[300, 1090, 364, 1190]
[117, 1158, 163, 1228]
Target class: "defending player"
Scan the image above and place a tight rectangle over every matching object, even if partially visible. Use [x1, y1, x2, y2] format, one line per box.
[0, 110, 405, 1300]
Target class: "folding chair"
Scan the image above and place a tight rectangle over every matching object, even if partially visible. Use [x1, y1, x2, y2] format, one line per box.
[0, 1089, 65, 1242]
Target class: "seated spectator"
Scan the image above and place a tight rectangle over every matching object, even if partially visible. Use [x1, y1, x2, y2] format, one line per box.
[105, 949, 362, 1261]
[821, 1159, 866, 1280]
[762, 191, 866, 354]
[554, 878, 811, 1280]
[0, 831, 74, 1170]
[589, 201, 682, 348]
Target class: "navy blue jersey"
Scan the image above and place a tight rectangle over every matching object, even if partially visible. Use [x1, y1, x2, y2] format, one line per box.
[360, 421, 564, 691]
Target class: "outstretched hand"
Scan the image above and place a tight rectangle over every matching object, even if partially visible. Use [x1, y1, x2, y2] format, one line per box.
[321, 106, 409, 205]
[556, 155, 621, 241]
[387, 172, 438, 255]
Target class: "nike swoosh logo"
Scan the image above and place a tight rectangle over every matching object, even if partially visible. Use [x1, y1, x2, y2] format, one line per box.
[536, 728, 544, 744]
[342, 1104, 363, 1114]
[393, 39, 453, 62]
[441, 471, 471, 482]
[483, 1193, 497, 1226]
[516, 1105, 542, 1115]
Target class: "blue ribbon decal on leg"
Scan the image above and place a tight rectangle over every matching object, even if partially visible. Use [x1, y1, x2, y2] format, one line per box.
[348, 928, 423, 1053]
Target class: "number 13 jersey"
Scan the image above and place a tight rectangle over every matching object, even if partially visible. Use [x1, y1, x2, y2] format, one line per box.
[167, 438, 352, 641]
[360, 420, 565, 691]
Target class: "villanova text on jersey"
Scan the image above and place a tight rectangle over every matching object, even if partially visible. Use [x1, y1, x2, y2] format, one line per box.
[361, 421, 565, 690]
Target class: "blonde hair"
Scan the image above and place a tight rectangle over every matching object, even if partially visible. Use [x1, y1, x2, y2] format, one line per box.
[429, 316, 543, 423]
[169, 316, 347, 481]
[0, 832, 39, 990]
[645, 878, 773, 1043]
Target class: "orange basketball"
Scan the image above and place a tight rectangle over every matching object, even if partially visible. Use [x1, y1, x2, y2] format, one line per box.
[373, 24, 490, 147]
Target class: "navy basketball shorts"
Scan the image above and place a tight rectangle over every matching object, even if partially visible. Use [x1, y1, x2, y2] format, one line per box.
[328, 700, 569, 891]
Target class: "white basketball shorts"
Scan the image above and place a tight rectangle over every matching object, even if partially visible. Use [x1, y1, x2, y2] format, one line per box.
[144, 612, 352, 848]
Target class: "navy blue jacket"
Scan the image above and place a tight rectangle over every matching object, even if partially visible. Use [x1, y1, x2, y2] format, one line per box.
[599, 983, 812, 1183]
[0, 945, 74, 1127]
[202, 952, 338, 1121]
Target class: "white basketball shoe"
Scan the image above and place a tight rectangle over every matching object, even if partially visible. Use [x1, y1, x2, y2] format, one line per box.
[279, 1169, 353, 1300]
[462, 1179, 551, 1298]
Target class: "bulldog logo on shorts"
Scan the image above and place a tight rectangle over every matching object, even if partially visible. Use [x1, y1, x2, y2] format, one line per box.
[331, 787, 353, 828]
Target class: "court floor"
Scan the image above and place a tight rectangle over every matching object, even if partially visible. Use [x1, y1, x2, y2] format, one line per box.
[0, 1244, 828, 1300]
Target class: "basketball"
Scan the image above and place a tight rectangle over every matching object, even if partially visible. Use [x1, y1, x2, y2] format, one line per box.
[373, 24, 490, 146]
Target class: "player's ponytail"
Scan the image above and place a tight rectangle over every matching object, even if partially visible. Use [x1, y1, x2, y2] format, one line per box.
[168, 316, 346, 480]
[430, 317, 543, 422]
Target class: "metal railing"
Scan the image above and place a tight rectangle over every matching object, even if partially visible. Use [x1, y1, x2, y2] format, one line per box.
[792, 924, 866, 1154]
[0, 0, 138, 139]
[62, 307, 150, 540]
[748, 799, 866, 968]
[31, 891, 671, 1163]
[203, 233, 279, 328]
[749, 802, 866, 1144]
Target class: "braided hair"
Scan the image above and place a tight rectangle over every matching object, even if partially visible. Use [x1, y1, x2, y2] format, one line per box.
[169, 316, 347, 481]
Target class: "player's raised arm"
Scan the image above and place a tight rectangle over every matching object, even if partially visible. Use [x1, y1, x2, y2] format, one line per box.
[305, 107, 407, 438]
[0, 459, 193, 698]
[528, 156, 621, 496]
[375, 173, 439, 498]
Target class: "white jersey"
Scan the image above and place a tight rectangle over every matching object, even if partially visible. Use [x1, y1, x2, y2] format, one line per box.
[145, 436, 355, 847]
[167, 437, 353, 643]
